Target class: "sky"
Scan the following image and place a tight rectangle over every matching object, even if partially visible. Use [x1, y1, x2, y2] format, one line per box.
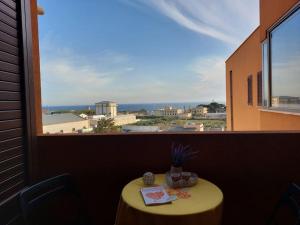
[38, 0, 259, 106]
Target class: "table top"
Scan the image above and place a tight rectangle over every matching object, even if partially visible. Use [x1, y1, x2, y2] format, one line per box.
[121, 174, 223, 216]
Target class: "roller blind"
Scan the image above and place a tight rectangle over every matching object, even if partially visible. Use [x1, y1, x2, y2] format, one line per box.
[0, 0, 27, 202]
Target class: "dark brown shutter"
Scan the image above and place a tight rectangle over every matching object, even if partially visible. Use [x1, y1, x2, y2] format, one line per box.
[247, 75, 253, 105]
[257, 71, 262, 106]
[0, 0, 27, 202]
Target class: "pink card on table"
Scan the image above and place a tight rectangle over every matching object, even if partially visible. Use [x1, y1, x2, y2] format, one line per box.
[140, 186, 173, 206]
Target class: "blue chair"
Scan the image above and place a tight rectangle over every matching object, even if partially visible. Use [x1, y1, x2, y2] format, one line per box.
[0, 193, 24, 225]
[19, 173, 90, 225]
[267, 183, 300, 225]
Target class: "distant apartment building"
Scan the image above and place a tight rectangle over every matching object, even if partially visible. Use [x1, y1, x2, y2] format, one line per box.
[92, 115, 106, 120]
[271, 96, 300, 108]
[153, 106, 184, 117]
[206, 113, 226, 120]
[92, 101, 137, 127]
[79, 113, 88, 119]
[226, 0, 300, 131]
[113, 114, 137, 126]
[95, 101, 117, 117]
[43, 113, 90, 134]
[191, 106, 208, 116]
[178, 112, 192, 119]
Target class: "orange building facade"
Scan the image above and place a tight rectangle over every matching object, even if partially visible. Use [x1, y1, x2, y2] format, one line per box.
[226, 0, 300, 131]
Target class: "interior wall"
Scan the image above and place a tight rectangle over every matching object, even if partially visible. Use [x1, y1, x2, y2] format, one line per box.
[37, 133, 300, 225]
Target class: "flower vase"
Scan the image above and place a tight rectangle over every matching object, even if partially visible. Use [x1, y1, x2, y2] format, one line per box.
[170, 166, 183, 174]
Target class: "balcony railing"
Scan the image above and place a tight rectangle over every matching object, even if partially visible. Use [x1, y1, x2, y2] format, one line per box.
[34, 132, 300, 225]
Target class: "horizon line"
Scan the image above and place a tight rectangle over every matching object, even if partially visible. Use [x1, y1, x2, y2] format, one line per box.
[42, 100, 226, 107]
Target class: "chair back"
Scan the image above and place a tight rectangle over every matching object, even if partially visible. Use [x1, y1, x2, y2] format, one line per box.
[20, 173, 89, 225]
[267, 183, 300, 225]
[0, 193, 24, 225]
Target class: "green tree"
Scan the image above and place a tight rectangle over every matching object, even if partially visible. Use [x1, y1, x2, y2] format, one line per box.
[197, 102, 225, 113]
[94, 118, 118, 133]
[74, 109, 95, 116]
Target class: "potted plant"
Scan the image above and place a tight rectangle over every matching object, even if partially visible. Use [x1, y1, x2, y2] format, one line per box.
[170, 143, 198, 173]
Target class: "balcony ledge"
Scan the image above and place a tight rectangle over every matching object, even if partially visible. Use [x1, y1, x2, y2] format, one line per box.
[259, 108, 300, 116]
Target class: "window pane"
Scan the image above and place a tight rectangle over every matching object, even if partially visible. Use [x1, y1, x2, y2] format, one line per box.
[257, 72, 262, 106]
[271, 9, 300, 110]
[262, 41, 269, 107]
[248, 75, 253, 105]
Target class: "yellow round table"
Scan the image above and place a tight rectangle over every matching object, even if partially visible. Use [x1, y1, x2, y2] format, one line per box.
[115, 174, 223, 225]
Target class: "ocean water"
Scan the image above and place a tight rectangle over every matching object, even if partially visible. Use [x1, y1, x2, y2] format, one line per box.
[43, 102, 210, 113]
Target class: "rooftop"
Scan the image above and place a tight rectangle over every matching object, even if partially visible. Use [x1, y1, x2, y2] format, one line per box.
[122, 125, 160, 132]
[42, 113, 85, 125]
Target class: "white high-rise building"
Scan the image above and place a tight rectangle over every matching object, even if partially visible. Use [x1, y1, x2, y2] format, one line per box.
[95, 101, 117, 118]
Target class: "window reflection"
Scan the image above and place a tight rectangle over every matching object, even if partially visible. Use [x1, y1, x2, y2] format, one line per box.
[262, 41, 269, 107]
[271, 8, 300, 110]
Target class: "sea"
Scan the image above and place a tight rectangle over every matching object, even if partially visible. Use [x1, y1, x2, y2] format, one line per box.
[43, 102, 212, 113]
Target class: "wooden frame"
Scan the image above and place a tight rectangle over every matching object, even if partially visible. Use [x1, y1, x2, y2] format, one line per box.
[20, 0, 38, 184]
[261, 40, 270, 108]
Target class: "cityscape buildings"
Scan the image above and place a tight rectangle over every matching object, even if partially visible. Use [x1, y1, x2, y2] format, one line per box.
[153, 106, 184, 117]
[42, 101, 225, 134]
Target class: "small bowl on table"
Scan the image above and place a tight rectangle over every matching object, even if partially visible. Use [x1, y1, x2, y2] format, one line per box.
[181, 172, 192, 181]
[166, 171, 198, 188]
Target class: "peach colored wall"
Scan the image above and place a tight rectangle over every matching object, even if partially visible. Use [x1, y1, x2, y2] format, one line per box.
[225, 69, 232, 130]
[226, 0, 300, 131]
[226, 28, 262, 131]
[260, 0, 299, 41]
[260, 111, 300, 131]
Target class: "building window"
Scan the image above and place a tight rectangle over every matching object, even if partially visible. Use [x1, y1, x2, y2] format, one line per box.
[257, 71, 263, 106]
[247, 75, 253, 105]
[270, 7, 300, 111]
[229, 71, 234, 130]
